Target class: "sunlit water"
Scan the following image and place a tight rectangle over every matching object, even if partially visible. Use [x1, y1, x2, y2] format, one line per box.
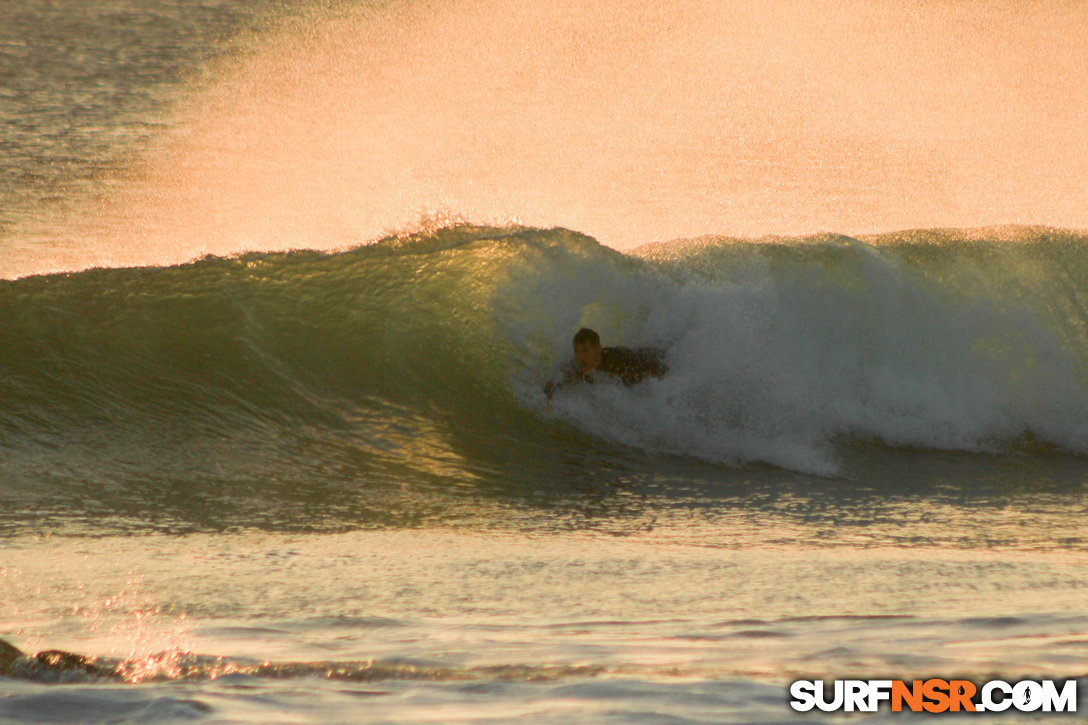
[3, 444, 1088, 722]
[3, 0, 1088, 722]
[4, 519, 1088, 723]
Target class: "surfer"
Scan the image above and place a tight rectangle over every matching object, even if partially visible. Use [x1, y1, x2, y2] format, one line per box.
[544, 328, 667, 401]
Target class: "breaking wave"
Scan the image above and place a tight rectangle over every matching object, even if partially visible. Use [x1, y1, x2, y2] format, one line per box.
[2, 224, 1087, 513]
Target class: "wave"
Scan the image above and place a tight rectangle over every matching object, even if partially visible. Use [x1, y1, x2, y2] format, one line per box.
[0, 636, 607, 684]
[2, 224, 1087, 514]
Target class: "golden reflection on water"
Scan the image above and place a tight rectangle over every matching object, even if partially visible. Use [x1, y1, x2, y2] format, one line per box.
[357, 408, 482, 484]
[4, 527, 1088, 682]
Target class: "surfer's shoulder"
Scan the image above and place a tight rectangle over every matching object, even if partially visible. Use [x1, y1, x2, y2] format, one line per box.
[599, 346, 668, 385]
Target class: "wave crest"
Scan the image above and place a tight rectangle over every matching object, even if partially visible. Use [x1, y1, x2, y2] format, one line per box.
[2, 225, 1087, 498]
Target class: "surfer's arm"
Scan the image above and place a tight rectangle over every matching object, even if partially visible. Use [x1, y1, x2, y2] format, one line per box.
[543, 378, 563, 413]
[543, 376, 566, 401]
[543, 364, 582, 400]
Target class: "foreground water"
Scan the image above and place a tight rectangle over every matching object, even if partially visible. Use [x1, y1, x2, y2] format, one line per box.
[3, 517, 1088, 724]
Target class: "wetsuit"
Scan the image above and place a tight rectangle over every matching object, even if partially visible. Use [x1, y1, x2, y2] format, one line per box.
[592, 347, 668, 386]
[545, 347, 667, 397]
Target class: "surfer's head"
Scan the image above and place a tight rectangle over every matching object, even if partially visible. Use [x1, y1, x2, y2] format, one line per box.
[572, 328, 602, 375]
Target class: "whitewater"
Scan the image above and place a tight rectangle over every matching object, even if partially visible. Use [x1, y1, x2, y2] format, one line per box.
[3, 0, 1088, 722]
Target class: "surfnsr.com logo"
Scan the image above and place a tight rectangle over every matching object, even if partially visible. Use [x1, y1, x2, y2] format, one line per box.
[789, 679, 1078, 713]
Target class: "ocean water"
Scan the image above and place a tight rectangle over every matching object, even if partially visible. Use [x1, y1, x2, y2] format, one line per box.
[3, 0, 1088, 723]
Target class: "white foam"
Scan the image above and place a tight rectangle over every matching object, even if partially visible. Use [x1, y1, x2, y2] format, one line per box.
[504, 234, 1088, 474]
